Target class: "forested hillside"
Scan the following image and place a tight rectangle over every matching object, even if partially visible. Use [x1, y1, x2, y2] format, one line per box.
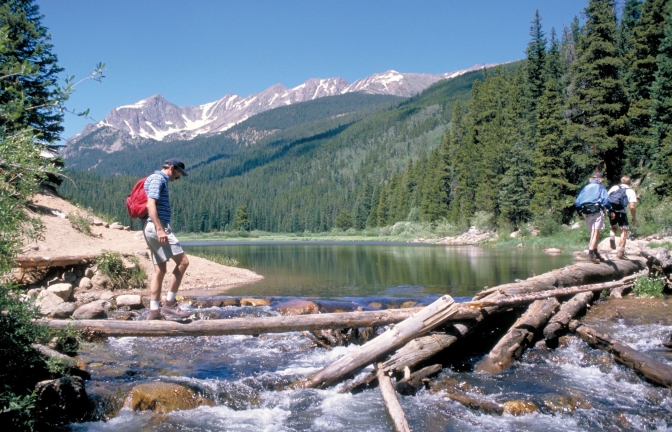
[60, 0, 672, 236]
[59, 67, 493, 231]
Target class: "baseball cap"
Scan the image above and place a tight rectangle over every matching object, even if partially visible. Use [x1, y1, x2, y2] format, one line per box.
[164, 158, 188, 176]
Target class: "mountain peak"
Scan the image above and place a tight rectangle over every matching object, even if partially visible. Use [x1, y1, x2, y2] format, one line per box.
[67, 65, 493, 147]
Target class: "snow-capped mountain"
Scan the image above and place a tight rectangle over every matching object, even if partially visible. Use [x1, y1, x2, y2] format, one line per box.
[65, 64, 491, 152]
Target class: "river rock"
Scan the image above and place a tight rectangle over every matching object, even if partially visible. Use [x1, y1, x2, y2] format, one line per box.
[115, 294, 143, 309]
[76, 276, 93, 290]
[274, 299, 319, 315]
[50, 302, 77, 319]
[543, 248, 562, 254]
[26, 288, 43, 299]
[400, 300, 417, 308]
[240, 298, 270, 307]
[62, 271, 77, 284]
[502, 400, 539, 416]
[109, 222, 124, 230]
[122, 382, 215, 413]
[36, 291, 65, 315]
[368, 302, 383, 309]
[35, 376, 91, 423]
[47, 283, 73, 301]
[91, 273, 112, 290]
[11, 267, 48, 285]
[84, 268, 94, 278]
[72, 300, 111, 320]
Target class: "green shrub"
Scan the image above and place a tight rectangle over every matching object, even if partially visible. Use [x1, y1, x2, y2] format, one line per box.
[470, 211, 495, 231]
[535, 213, 561, 237]
[67, 213, 93, 236]
[96, 251, 146, 290]
[633, 276, 665, 298]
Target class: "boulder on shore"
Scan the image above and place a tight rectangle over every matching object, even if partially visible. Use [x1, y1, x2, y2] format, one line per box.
[47, 283, 73, 301]
[35, 376, 92, 423]
[273, 299, 319, 315]
[72, 300, 111, 320]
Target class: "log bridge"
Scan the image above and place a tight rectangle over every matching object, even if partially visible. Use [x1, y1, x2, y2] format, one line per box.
[42, 253, 672, 430]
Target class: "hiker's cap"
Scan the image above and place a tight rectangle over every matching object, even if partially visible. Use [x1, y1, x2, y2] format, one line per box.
[591, 172, 603, 180]
[165, 158, 188, 176]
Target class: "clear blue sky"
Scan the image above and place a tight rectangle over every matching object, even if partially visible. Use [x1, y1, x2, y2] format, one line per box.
[38, 0, 594, 141]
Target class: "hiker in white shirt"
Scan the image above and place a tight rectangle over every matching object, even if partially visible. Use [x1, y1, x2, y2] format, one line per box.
[608, 176, 637, 259]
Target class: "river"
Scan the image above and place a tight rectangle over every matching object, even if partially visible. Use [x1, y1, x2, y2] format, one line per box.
[71, 243, 672, 431]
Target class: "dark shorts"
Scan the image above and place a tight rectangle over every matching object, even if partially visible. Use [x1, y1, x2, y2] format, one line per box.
[610, 211, 629, 228]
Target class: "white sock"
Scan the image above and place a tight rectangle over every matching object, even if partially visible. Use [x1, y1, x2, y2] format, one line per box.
[167, 291, 176, 301]
[150, 301, 160, 310]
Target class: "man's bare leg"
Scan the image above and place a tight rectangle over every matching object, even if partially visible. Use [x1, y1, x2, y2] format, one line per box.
[166, 253, 190, 295]
[150, 262, 168, 302]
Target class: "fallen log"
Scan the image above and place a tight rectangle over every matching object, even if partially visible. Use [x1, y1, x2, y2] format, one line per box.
[376, 364, 411, 432]
[395, 364, 442, 396]
[469, 274, 641, 309]
[301, 331, 332, 350]
[430, 379, 503, 415]
[473, 258, 646, 301]
[299, 295, 458, 389]
[42, 308, 422, 337]
[15, 254, 98, 268]
[542, 292, 595, 340]
[475, 298, 560, 374]
[42, 305, 483, 338]
[569, 320, 672, 389]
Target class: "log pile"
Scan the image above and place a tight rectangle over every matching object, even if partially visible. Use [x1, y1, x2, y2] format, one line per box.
[41, 253, 672, 425]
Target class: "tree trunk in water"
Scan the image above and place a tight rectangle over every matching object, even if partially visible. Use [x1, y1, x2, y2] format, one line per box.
[299, 295, 457, 389]
[473, 259, 646, 300]
[475, 298, 560, 374]
[395, 364, 442, 395]
[569, 321, 672, 389]
[376, 364, 411, 432]
[542, 291, 595, 339]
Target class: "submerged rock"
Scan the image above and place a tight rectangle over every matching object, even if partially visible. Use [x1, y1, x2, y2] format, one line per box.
[122, 382, 215, 413]
[502, 400, 539, 416]
[240, 298, 270, 307]
[274, 299, 319, 315]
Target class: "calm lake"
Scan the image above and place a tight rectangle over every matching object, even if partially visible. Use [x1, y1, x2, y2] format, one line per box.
[182, 242, 575, 300]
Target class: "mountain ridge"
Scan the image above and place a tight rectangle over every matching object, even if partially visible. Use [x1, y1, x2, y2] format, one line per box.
[64, 64, 494, 153]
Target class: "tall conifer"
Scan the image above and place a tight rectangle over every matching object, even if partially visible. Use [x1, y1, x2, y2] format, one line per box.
[566, 0, 628, 183]
[651, 0, 672, 193]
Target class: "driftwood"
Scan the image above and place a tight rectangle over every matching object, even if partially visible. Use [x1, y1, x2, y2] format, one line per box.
[475, 298, 560, 374]
[474, 258, 646, 300]
[395, 364, 442, 395]
[15, 254, 98, 268]
[376, 364, 411, 432]
[542, 292, 595, 340]
[300, 295, 458, 389]
[42, 308, 422, 337]
[430, 380, 503, 415]
[469, 276, 638, 309]
[569, 320, 672, 389]
[301, 331, 332, 350]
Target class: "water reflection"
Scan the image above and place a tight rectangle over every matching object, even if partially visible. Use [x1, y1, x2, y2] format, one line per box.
[183, 242, 573, 298]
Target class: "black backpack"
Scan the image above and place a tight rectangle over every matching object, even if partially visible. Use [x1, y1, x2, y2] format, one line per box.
[609, 186, 629, 211]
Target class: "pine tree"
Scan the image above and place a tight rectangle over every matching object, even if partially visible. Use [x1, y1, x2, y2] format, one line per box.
[624, 0, 669, 173]
[526, 10, 547, 121]
[566, 0, 628, 183]
[618, 0, 642, 60]
[233, 205, 251, 231]
[651, 0, 672, 193]
[0, 0, 64, 142]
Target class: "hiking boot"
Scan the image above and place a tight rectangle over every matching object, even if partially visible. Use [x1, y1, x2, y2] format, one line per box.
[609, 236, 616, 250]
[594, 250, 603, 261]
[146, 309, 164, 320]
[587, 253, 600, 264]
[616, 250, 626, 259]
[162, 300, 191, 318]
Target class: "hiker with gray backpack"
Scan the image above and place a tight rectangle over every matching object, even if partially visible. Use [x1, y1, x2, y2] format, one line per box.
[575, 172, 612, 263]
[607, 176, 637, 259]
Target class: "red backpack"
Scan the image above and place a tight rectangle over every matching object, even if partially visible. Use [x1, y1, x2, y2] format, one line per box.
[125, 177, 148, 219]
